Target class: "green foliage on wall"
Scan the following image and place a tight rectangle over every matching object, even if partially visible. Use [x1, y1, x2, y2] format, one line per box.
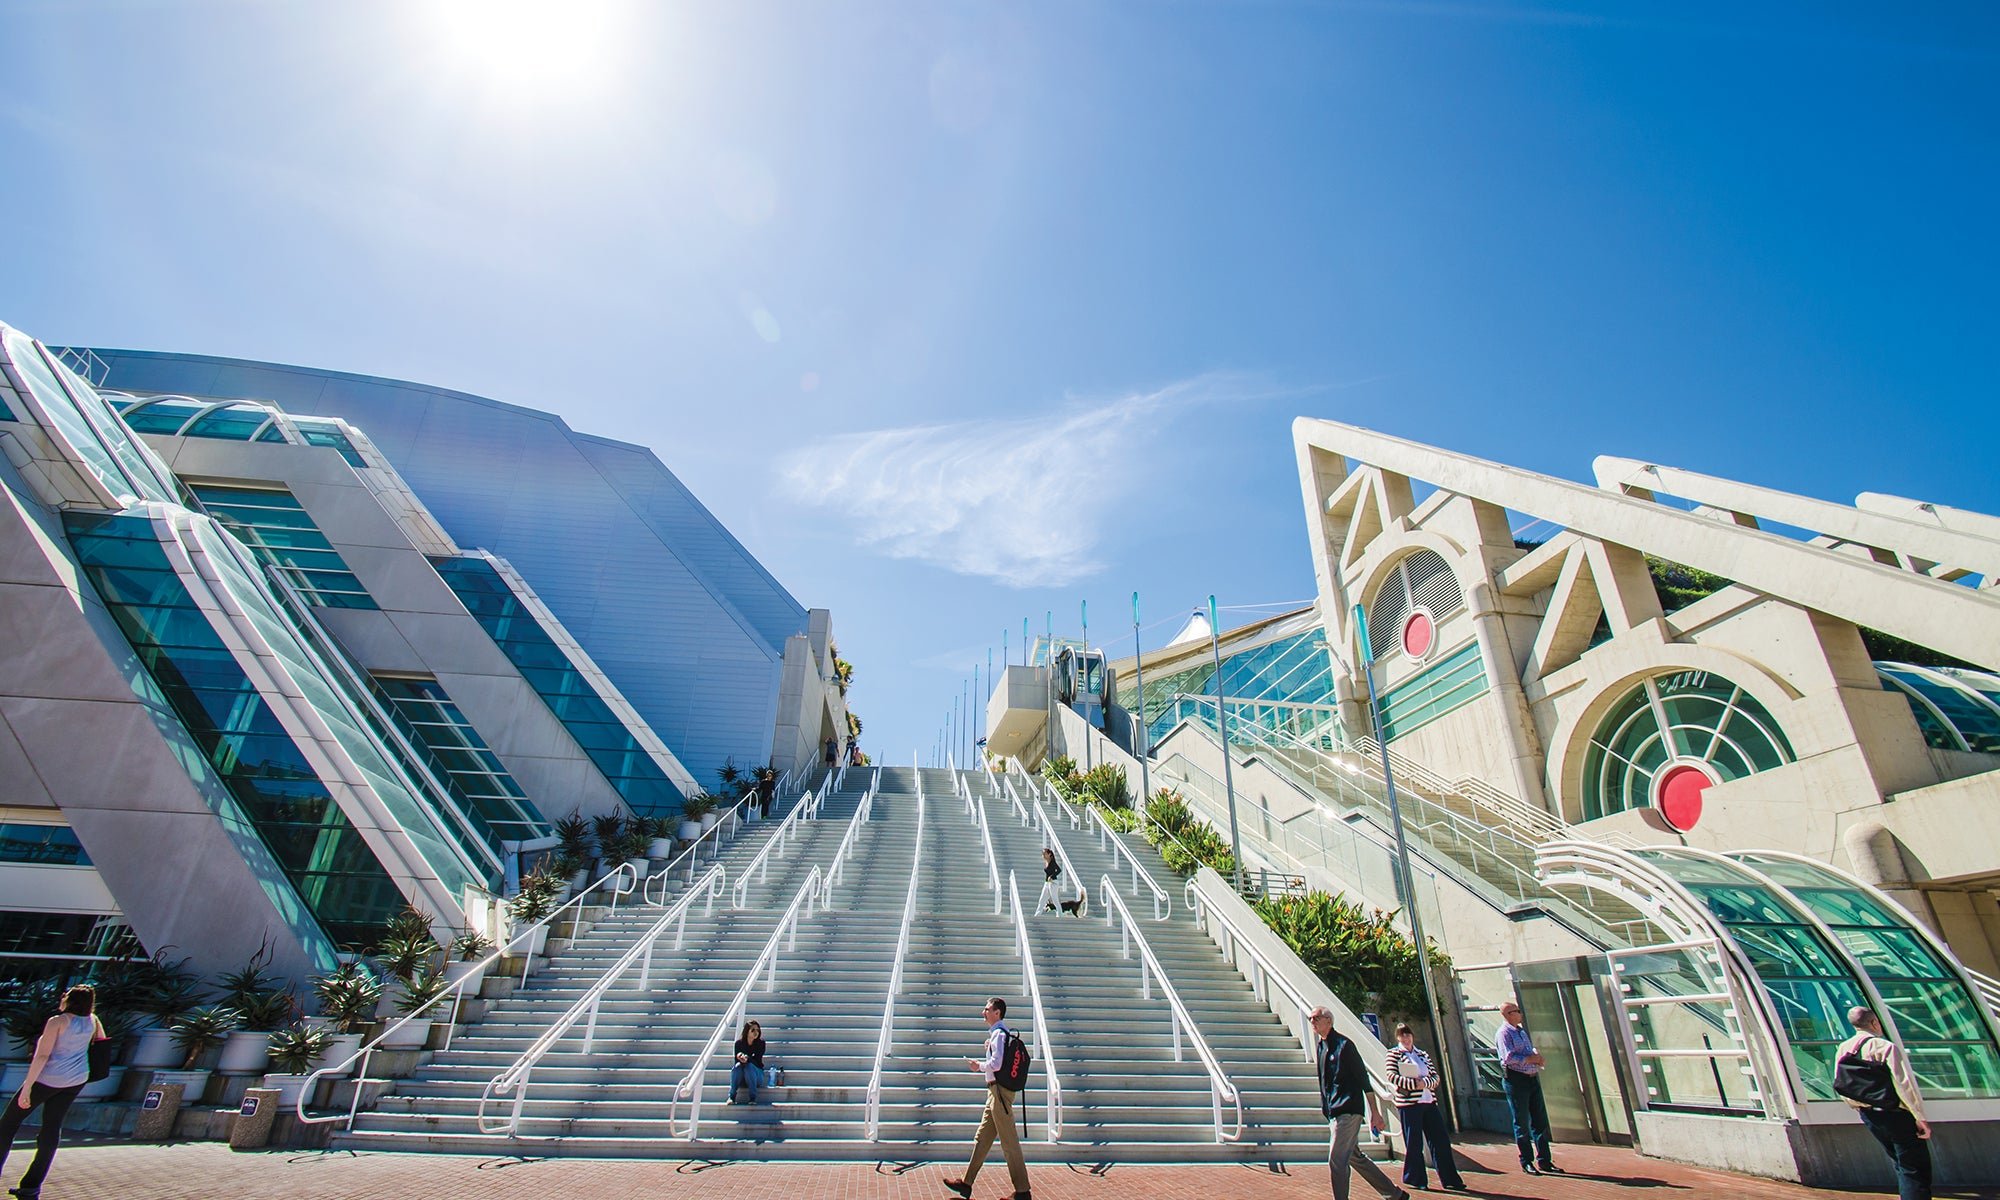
[1254, 891, 1449, 1021]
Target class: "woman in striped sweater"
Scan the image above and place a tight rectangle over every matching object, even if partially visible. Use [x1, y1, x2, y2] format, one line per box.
[1384, 1023, 1467, 1191]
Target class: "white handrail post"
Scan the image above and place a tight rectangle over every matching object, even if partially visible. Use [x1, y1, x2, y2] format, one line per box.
[583, 998, 600, 1053]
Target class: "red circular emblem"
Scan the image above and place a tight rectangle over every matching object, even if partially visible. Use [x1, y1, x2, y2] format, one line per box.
[1402, 611, 1434, 659]
[1655, 765, 1711, 832]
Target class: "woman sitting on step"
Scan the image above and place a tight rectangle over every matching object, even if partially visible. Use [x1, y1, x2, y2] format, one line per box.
[731, 1020, 769, 1104]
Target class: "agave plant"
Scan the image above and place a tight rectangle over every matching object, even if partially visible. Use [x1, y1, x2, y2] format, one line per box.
[385, 903, 436, 943]
[0, 981, 61, 1049]
[449, 930, 495, 962]
[553, 811, 590, 858]
[372, 932, 441, 980]
[309, 963, 381, 1035]
[170, 1005, 239, 1068]
[392, 966, 451, 1018]
[265, 1023, 335, 1075]
[507, 867, 562, 924]
[235, 987, 299, 1033]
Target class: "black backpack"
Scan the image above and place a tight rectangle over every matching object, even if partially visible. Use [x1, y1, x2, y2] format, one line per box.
[996, 1029, 1032, 1091]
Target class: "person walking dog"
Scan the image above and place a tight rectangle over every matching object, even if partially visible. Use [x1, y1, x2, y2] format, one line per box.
[1385, 1023, 1466, 1192]
[945, 997, 1032, 1200]
[1497, 1001, 1562, 1176]
[1835, 1005, 1931, 1200]
[1311, 1005, 1407, 1200]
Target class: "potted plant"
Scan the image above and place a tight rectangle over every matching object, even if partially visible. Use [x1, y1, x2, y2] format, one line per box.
[128, 968, 209, 1069]
[0, 982, 59, 1093]
[644, 815, 675, 860]
[379, 967, 449, 1049]
[261, 1023, 334, 1108]
[614, 827, 651, 879]
[677, 794, 711, 842]
[214, 943, 291, 1074]
[163, 1004, 237, 1099]
[444, 930, 494, 992]
[505, 868, 561, 957]
[308, 963, 379, 1074]
[386, 902, 436, 943]
[555, 811, 590, 862]
[554, 849, 589, 892]
[590, 813, 625, 870]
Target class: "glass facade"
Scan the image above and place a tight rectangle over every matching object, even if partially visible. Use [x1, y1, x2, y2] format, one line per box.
[1636, 850, 1866, 1101]
[2, 328, 176, 505]
[1376, 642, 1490, 741]
[1140, 629, 1336, 747]
[1734, 854, 2000, 1099]
[0, 824, 91, 867]
[1877, 662, 2000, 755]
[190, 483, 377, 609]
[0, 913, 141, 990]
[1581, 671, 1794, 821]
[433, 554, 685, 816]
[373, 675, 550, 844]
[113, 396, 372, 469]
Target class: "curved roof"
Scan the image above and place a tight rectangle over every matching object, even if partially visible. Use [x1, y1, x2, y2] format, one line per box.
[1876, 661, 2000, 754]
[111, 393, 376, 469]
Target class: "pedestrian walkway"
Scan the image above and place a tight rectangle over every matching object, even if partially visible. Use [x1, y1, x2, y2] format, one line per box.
[25, 1135, 2000, 1199]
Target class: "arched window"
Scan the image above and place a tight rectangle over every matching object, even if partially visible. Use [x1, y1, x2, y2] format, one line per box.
[1579, 670, 1792, 828]
[1365, 549, 1462, 661]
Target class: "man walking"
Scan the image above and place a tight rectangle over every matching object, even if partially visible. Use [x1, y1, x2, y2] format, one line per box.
[1385, 1022, 1466, 1191]
[1310, 1005, 1407, 1200]
[1835, 1006, 1931, 1200]
[1497, 1001, 1562, 1175]
[945, 997, 1031, 1200]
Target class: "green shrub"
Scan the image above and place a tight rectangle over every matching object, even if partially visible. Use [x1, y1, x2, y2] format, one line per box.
[1253, 891, 1449, 1021]
[1141, 788, 1235, 878]
[1076, 764, 1129, 810]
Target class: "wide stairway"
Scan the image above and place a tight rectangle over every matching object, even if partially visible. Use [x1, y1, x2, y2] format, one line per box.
[334, 766, 1329, 1161]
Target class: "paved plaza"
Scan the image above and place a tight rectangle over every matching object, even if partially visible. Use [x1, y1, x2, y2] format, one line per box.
[17, 1135, 1999, 1200]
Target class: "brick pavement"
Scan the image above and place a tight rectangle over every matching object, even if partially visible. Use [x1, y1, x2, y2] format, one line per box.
[15, 1135, 2000, 1199]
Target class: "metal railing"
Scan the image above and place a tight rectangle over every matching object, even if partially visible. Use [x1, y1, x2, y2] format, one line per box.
[1086, 803, 1170, 920]
[642, 793, 752, 905]
[820, 768, 879, 905]
[1006, 870, 1065, 1142]
[864, 787, 927, 1139]
[296, 857, 643, 1129]
[1096, 875, 1243, 1142]
[976, 795, 1003, 913]
[1971, 966, 2000, 1021]
[670, 865, 827, 1140]
[477, 864, 728, 1134]
[730, 787, 824, 908]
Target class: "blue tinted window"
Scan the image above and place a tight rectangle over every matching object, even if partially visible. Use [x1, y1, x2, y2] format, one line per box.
[184, 403, 273, 441]
[373, 675, 550, 843]
[190, 485, 378, 610]
[0, 825, 90, 866]
[432, 555, 684, 817]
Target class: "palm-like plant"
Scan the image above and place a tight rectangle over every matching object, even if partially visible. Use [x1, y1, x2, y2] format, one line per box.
[392, 967, 451, 1019]
[371, 932, 441, 981]
[170, 1005, 239, 1068]
[265, 1023, 335, 1074]
[309, 963, 381, 1035]
[235, 988, 299, 1033]
[449, 930, 495, 962]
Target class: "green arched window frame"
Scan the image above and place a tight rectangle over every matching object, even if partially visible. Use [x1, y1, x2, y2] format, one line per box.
[1580, 670, 1793, 821]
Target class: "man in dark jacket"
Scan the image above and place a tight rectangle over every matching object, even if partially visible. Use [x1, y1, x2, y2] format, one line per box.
[1311, 1006, 1407, 1200]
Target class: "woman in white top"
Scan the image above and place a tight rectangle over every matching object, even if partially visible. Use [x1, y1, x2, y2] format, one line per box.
[0, 984, 104, 1200]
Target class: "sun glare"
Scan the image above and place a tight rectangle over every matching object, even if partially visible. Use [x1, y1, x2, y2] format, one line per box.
[419, 0, 625, 101]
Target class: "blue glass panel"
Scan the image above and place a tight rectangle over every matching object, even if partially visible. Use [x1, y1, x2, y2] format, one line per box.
[190, 484, 378, 611]
[432, 555, 683, 817]
[184, 403, 272, 441]
[0, 825, 90, 867]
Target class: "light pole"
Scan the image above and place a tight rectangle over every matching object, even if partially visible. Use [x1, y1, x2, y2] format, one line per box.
[1208, 595, 1245, 895]
[1132, 590, 1151, 817]
[1353, 601, 1447, 1064]
[1080, 599, 1091, 770]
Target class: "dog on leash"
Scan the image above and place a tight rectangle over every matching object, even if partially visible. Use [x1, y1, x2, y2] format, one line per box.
[1059, 894, 1089, 918]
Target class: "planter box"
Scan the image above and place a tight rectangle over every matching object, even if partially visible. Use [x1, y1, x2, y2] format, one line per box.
[376, 1019, 431, 1050]
[442, 959, 487, 993]
[623, 857, 650, 880]
[311, 1032, 364, 1076]
[647, 837, 675, 859]
[126, 1027, 180, 1069]
[1, 1036, 31, 1062]
[0, 1063, 27, 1096]
[216, 1031, 272, 1075]
[700, 812, 721, 832]
[77, 1066, 124, 1100]
[151, 1067, 213, 1101]
[261, 1072, 313, 1109]
[677, 820, 701, 841]
[503, 925, 549, 957]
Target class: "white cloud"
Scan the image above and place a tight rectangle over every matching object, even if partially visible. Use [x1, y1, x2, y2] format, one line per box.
[777, 373, 1276, 587]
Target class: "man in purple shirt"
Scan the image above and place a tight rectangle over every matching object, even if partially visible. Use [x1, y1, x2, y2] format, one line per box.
[1497, 1001, 1562, 1176]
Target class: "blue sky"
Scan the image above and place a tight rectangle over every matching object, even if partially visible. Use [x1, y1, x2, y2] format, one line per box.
[4, 1, 1996, 767]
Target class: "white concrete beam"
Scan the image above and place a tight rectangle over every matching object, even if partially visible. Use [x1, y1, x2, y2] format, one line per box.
[1294, 418, 2000, 670]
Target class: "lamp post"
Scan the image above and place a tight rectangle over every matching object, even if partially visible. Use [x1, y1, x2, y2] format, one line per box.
[1080, 599, 1091, 770]
[1208, 595, 1245, 895]
[1353, 601, 1447, 1065]
[1132, 591, 1151, 817]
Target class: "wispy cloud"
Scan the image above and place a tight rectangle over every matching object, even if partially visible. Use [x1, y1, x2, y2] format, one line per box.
[778, 373, 1308, 587]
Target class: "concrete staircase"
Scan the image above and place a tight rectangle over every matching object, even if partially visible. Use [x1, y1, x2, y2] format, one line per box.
[332, 766, 1331, 1162]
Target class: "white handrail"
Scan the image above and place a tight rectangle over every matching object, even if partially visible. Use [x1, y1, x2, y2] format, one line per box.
[670, 865, 827, 1140]
[731, 787, 823, 908]
[977, 797, 1003, 914]
[1087, 804, 1170, 920]
[476, 864, 728, 1134]
[643, 793, 751, 905]
[296, 857, 642, 1128]
[865, 787, 926, 1139]
[1006, 870, 1065, 1142]
[1182, 880, 1397, 1102]
[821, 771, 878, 904]
[1097, 875, 1243, 1142]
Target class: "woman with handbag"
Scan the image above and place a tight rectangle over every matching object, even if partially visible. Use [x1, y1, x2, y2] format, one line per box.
[0, 983, 104, 1199]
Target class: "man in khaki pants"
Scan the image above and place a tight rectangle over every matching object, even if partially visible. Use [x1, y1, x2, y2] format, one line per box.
[944, 997, 1031, 1200]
